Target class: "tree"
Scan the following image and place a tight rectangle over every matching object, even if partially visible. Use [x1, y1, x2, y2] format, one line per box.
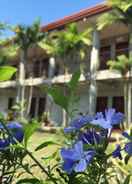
[40, 23, 92, 126]
[40, 23, 92, 74]
[11, 19, 46, 119]
[97, 0, 132, 124]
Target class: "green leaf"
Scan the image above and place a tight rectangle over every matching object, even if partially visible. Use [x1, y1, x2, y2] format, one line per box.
[45, 86, 69, 112]
[124, 155, 131, 165]
[68, 70, 81, 91]
[123, 175, 131, 184]
[0, 66, 17, 81]
[42, 151, 58, 160]
[24, 123, 39, 147]
[16, 178, 41, 184]
[97, 12, 119, 30]
[35, 141, 60, 152]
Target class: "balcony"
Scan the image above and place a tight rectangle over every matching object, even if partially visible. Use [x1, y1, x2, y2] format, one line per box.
[99, 41, 129, 71]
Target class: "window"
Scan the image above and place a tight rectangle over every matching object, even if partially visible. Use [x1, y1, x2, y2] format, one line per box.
[96, 97, 108, 113]
[38, 98, 46, 117]
[8, 98, 15, 109]
[100, 46, 111, 70]
[112, 96, 124, 113]
[41, 58, 49, 77]
[116, 42, 129, 57]
[30, 97, 37, 118]
[29, 97, 46, 118]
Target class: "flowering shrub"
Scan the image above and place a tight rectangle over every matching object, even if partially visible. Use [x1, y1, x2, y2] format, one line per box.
[59, 108, 132, 183]
[0, 71, 131, 184]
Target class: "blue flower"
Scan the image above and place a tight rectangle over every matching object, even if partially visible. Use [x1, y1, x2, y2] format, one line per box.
[112, 145, 122, 160]
[122, 132, 132, 140]
[91, 109, 124, 129]
[0, 139, 9, 150]
[7, 122, 24, 143]
[64, 115, 94, 133]
[61, 141, 95, 173]
[122, 132, 132, 156]
[64, 127, 76, 134]
[79, 130, 101, 145]
[124, 142, 132, 156]
[0, 122, 24, 151]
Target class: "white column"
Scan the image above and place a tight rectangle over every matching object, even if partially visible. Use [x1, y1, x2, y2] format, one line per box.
[45, 57, 55, 117]
[48, 57, 55, 78]
[88, 29, 100, 115]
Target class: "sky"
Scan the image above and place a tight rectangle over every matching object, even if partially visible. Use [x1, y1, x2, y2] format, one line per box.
[0, 0, 103, 37]
[0, 0, 104, 25]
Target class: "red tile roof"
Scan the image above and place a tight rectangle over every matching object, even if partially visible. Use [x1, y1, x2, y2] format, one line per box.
[41, 3, 111, 32]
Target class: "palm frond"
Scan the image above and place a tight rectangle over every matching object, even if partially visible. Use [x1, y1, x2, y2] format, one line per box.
[97, 12, 122, 30]
[107, 55, 132, 74]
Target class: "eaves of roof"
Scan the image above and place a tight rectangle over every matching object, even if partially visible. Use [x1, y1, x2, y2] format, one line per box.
[41, 3, 112, 32]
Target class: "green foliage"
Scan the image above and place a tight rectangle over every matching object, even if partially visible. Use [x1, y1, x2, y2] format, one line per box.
[107, 55, 132, 74]
[39, 23, 92, 59]
[44, 70, 81, 116]
[16, 178, 42, 184]
[23, 122, 39, 147]
[108, 0, 132, 12]
[97, 12, 123, 30]
[68, 70, 81, 90]
[97, 0, 132, 30]
[35, 140, 60, 152]
[0, 66, 17, 81]
[12, 19, 46, 50]
[123, 175, 131, 184]
[46, 86, 69, 112]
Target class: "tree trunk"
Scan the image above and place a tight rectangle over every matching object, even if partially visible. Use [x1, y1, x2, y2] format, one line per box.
[16, 49, 27, 119]
[26, 85, 33, 116]
[126, 25, 132, 125]
[45, 57, 55, 121]
[88, 29, 100, 115]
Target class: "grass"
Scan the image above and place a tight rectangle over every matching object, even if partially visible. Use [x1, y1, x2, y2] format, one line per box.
[14, 130, 132, 183]
[15, 131, 63, 182]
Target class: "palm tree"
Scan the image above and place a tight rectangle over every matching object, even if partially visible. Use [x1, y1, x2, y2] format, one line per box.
[41, 23, 92, 74]
[40, 23, 92, 125]
[97, 0, 132, 124]
[11, 19, 46, 119]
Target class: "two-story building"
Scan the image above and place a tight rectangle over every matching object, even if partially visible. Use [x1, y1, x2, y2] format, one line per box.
[0, 3, 130, 126]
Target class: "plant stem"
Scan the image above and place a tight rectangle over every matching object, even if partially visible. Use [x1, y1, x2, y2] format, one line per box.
[0, 121, 58, 184]
[25, 149, 58, 184]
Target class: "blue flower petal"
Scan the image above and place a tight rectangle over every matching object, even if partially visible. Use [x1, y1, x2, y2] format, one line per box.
[63, 159, 74, 174]
[95, 112, 104, 119]
[80, 130, 101, 145]
[90, 119, 112, 129]
[70, 115, 94, 130]
[0, 139, 9, 150]
[111, 113, 124, 125]
[105, 108, 115, 122]
[61, 148, 75, 160]
[112, 145, 122, 160]
[7, 122, 24, 143]
[64, 127, 76, 134]
[74, 159, 87, 172]
[125, 142, 132, 156]
[7, 122, 23, 129]
[74, 141, 83, 160]
[85, 150, 95, 164]
[122, 132, 132, 141]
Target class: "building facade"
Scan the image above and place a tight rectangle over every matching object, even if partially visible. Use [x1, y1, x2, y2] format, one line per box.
[0, 3, 130, 126]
